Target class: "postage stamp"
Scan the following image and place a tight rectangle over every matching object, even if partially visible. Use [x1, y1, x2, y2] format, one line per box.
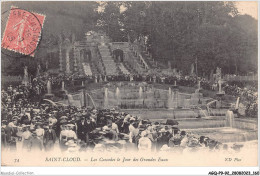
[1, 7, 45, 57]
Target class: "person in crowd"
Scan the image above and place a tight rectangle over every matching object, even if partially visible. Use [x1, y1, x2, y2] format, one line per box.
[156, 128, 172, 151]
[49, 115, 57, 126]
[1, 126, 7, 149]
[146, 125, 157, 151]
[5, 122, 15, 145]
[22, 125, 32, 151]
[168, 129, 181, 147]
[179, 131, 189, 147]
[128, 120, 135, 143]
[30, 119, 37, 131]
[66, 124, 78, 141]
[85, 117, 95, 145]
[43, 126, 56, 151]
[59, 124, 69, 151]
[9, 136, 17, 151]
[103, 118, 119, 141]
[35, 124, 45, 148]
[30, 131, 43, 151]
[77, 117, 87, 142]
[16, 125, 24, 141]
[129, 122, 139, 144]
[138, 131, 152, 152]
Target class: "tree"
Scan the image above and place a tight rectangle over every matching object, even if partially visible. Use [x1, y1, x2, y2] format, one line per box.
[116, 1, 257, 75]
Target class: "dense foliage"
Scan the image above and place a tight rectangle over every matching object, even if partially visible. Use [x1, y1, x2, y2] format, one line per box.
[98, 2, 257, 76]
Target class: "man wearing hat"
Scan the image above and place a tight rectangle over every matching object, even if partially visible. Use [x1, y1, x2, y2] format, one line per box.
[84, 117, 95, 145]
[43, 126, 56, 151]
[20, 113, 30, 125]
[157, 128, 172, 151]
[76, 117, 87, 142]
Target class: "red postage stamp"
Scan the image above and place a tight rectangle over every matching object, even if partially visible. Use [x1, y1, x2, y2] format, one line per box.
[1, 7, 45, 57]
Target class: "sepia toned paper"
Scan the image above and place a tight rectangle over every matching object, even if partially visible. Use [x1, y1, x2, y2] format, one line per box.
[1, 1, 258, 170]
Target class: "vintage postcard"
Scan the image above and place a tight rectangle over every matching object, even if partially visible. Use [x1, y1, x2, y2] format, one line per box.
[1, 0, 259, 173]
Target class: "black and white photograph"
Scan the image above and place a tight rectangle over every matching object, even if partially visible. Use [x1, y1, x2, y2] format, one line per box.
[0, 0, 258, 172]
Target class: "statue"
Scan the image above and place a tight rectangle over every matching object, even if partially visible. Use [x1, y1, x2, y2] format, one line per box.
[95, 75, 98, 83]
[218, 79, 222, 93]
[22, 66, 29, 86]
[216, 67, 222, 81]
[190, 63, 194, 75]
[130, 74, 133, 82]
[24, 66, 28, 78]
[36, 64, 41, 76]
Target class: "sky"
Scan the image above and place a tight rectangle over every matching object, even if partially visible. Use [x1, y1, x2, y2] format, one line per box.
[236, 1, 258, 19]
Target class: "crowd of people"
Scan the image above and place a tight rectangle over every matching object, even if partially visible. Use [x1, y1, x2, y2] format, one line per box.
[2, 80, 245, 154]
[1, 66, 256, 153]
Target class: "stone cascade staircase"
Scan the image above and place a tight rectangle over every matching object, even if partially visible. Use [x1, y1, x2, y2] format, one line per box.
[132, 44, 155, 69]
[98, 44, 118, 75]
[89, 47, 104, 75]
[82, 63, 92, 76]
[89, 62, 99, 75]
[131, 43, 167, 70]
[126, 50, 148, 74]
[122, 61, 136, 74]
[118, 63, 130, 75]
[140, 51, 156, 68]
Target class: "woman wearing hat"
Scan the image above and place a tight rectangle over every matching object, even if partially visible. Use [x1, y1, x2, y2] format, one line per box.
[138, 131, 152, 152]
[66, 124, 77, 141]
[30, 119, 37, 131]
[59, 124, 69, 151]
[36, 124, 44, 149]
[16, 124, 24, 141]
[129, 122, 139, 144]
[104, 118, 119, 141]
[146, 126, 157, 151]
[179, 131, 189, 147]
[21, 125, 32, 151]
[49, 115, 57, 126]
